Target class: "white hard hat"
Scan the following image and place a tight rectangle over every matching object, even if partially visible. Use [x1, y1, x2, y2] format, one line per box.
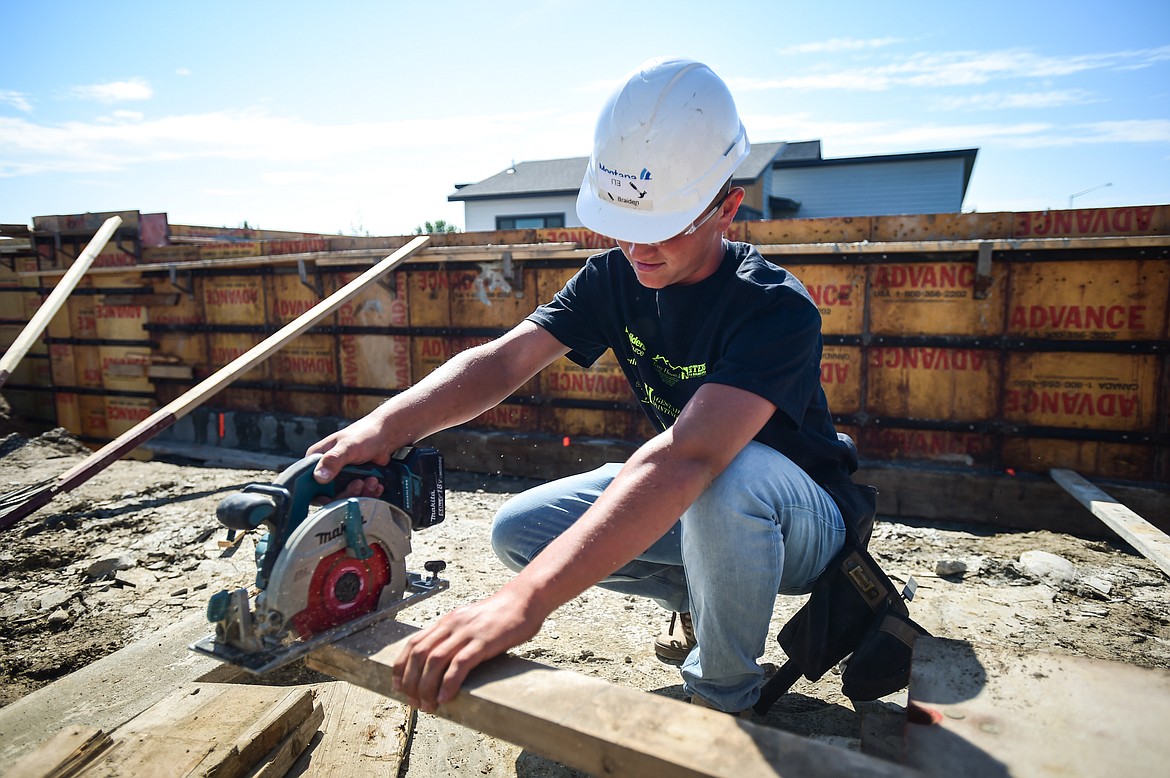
[576, 57, 750, 244]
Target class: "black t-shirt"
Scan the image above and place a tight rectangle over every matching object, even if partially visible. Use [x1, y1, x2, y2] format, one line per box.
[526, 240, 854, 485]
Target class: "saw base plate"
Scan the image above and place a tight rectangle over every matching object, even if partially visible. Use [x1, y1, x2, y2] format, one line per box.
[190, 572, 448, 674]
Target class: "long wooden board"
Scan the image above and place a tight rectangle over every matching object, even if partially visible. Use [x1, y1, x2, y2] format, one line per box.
[0, 236, 431, 530]
[305, 620, 916, 778]
[1051, 468, 1170, 578]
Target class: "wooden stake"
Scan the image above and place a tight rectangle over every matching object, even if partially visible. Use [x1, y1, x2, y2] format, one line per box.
[0, 215, 120, 388]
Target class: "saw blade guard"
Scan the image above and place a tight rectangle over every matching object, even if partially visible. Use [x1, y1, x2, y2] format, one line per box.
[261, 497, 412, 637]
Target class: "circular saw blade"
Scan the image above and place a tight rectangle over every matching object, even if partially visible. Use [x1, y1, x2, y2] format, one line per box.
[291, 544, 391, 636]
[262, 497, 411, 638]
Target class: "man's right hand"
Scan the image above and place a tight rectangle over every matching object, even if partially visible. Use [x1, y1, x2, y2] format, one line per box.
[307, 413, 395, 497]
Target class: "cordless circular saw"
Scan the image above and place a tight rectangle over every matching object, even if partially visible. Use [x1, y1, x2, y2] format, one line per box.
[190, 446, 449, 674]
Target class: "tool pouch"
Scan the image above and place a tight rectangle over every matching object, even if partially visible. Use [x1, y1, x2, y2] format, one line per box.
[754, 450, 929, 715]
[774, 541, 927, 696]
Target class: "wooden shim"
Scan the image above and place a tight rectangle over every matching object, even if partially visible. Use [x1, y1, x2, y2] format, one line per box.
[76, 683, 315, 778]
[250, 702, 325, 778]
[305, 620, 916, 778]
[1050, 468, 1170, 578]
[4, 726, 112, 778]
[905, 637, 1170, 777]
[288, 682, 413, 777]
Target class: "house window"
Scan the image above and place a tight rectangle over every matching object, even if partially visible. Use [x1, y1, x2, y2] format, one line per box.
[496, 214, 565, 230]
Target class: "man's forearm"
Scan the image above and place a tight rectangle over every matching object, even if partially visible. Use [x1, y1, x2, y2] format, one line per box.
[368, 345, 515, 446]
[367, 324, 562, 450]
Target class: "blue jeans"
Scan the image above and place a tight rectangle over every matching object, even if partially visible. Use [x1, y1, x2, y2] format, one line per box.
[490, 441, 846, 712]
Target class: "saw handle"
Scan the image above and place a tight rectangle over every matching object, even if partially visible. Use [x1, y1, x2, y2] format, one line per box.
[216, 490, 280, 531]
[214, 455, 376, 533]
[271, 453, 397, 531]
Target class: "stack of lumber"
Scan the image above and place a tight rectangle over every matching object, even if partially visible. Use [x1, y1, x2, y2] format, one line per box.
[5, 681, 410, 778]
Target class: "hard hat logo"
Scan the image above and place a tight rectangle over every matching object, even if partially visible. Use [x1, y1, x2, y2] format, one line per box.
[577, 57, 750, 244]
[597, 161, 656, 212]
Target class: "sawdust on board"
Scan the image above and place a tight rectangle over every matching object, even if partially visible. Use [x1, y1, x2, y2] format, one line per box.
[0, 422, 1167, 773]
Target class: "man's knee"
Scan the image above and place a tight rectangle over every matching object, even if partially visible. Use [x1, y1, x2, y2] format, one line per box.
[490, 497, 531, 572]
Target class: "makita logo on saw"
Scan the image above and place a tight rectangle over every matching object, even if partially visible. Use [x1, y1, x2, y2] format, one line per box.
[315, 517, 368, 545]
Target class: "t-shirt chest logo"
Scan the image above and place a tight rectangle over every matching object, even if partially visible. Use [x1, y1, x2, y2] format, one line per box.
[652, 356, 706, 386]
[625, 328, 706, 387]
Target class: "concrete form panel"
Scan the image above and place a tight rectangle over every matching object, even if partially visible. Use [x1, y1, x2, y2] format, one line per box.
[1007, 259, 1170, 341]
[866, 347, 1001, 421]
[869, 260, 1004, 336]
[1003, 352, 1160, 431]
[820, 346, 862, 415]
[785, 264, 865, 334]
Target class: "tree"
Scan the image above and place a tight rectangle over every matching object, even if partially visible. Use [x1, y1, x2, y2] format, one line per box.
[413, 220, 460, 235]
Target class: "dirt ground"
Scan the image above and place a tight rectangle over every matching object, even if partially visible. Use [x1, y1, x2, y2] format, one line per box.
[1, 415, 1168, 774]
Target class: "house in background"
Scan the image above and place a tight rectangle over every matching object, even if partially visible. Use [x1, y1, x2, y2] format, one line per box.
[449, 141, 978, 232]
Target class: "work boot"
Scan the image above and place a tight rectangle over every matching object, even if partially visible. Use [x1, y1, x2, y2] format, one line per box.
[688, 694, 758, 722]
[654, 611, 696, 664]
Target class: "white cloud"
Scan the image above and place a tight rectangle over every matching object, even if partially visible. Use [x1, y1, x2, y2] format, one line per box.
[0, 90, 32, 113]
[778, 37, 904, 55]
[742, 109, 1170, 155]
[0, 107, 580, 178]
[176, 68, 191, 77]
[70, 79, 153, 104]
[733, 45, 1170, 93]
[933, 89, 1098, 111]
[1009, 119, 1170, 147]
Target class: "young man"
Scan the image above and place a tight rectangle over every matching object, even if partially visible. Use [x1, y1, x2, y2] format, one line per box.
[309, 57, 857, 715]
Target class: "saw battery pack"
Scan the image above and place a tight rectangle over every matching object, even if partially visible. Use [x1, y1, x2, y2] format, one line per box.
[383, 446, 445, 530]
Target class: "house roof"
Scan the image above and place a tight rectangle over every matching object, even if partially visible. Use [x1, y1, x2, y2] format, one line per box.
[449, 141, 978, 202]
[774, 146, 979, 195]
[449, 141, 806, 202]
[450, 157, 588, 202]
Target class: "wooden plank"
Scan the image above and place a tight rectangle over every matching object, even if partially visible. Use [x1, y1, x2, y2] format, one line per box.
[76, 683, 315, 778]
[905, 637, 1170, 777]
[754, 234, 1170, 255]
[0, 612, 238, 766]
[288, 682, 413, 777]
[18, 243, 588, 278]
[251, 702, 325, 778]
[305, 620, 916, 778]
[1050, 468, 1170, 578]
[4, 726, 112, 778]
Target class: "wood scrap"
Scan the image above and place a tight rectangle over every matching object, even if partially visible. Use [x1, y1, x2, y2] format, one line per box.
[4, 726, 112, 778]
[249, 702, 325, 778]
[305, 620, 917, 778]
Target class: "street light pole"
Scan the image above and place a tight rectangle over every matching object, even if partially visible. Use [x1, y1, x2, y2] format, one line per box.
[1069, 183, 1112, 209]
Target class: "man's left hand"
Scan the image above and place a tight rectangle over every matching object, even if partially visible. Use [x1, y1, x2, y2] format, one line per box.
[392, 587, 545, 711]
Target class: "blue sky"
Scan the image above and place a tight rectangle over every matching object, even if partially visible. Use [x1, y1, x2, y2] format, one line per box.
[1, 0, 1167, 236]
